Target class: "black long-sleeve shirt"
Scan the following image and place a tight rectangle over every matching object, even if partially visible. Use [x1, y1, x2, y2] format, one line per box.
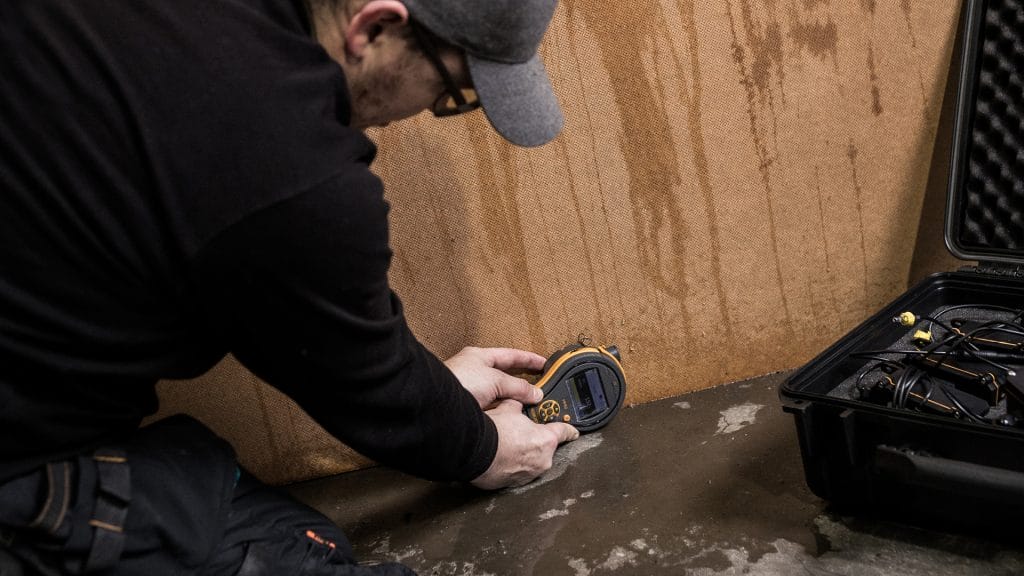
[0, 0, 497, 483]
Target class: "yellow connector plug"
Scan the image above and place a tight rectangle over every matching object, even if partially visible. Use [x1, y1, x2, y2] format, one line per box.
[913, 329, 932, 343]
[894, 311, 918, 327]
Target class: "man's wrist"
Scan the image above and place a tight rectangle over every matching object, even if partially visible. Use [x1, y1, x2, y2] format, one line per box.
[458, 411, 499, 482]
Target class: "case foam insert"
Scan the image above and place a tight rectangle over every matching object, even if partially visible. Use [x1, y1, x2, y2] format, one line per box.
[955, 0, 1024, 251]
[830, 305, 1021, 424]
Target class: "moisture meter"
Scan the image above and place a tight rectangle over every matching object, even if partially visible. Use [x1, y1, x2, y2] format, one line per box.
[524, 343, 626, 432]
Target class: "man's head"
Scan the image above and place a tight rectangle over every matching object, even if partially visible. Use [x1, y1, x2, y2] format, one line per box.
[308, 0, 563, 147]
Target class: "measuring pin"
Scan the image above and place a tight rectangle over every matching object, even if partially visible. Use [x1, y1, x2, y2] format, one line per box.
[524, 343, 627, 432]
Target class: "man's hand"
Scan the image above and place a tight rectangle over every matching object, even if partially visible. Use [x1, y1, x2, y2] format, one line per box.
[444, 346, 547, 409]
[471, 399, 579, 490]
[444, 346, 579, 489]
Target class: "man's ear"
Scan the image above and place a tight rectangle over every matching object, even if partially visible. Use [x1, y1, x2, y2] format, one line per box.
[344, 0, 409, 59]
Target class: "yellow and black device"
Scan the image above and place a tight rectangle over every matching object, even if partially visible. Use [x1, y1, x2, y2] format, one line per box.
[524, 343, 626, 433]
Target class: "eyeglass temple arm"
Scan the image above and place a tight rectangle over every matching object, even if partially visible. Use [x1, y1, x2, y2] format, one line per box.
[410, 22, 468, 107]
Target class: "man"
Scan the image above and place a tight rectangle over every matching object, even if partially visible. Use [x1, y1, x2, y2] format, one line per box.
[0, 0, 575, 573]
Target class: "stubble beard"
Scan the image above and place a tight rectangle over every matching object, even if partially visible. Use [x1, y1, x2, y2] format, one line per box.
[347, 50, 424, 130]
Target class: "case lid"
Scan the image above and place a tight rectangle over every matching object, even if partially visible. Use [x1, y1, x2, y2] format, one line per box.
[946, 0, 1024, 265]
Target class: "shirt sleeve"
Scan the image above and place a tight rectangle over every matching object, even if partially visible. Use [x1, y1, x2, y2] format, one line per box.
[188, 169, 498, 482]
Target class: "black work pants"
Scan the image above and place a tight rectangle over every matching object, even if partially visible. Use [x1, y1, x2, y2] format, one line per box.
[0, 416, 414, 576]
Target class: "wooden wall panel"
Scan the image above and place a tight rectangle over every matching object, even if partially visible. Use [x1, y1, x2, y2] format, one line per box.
[155, 0, 964, 484]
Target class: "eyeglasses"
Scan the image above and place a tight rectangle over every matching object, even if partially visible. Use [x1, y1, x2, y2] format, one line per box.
[409, 21, 481, 117]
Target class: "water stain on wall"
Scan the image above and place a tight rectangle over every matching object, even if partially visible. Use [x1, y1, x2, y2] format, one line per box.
[846, 140, 872, 316]
[868, 43, 884, 116]
[742, 0, 787, 106]
[570, 0, 698, 340]
[555, 137, 613, 335]
[899, 1, 934, 123]
[812, 166, 840, 315]
[467, 126, 547, 348]
[724, 0, 796, 337]
[788, 8, 839, 65]
[671, 0, 735, 341]
[860, 0, 887, 119]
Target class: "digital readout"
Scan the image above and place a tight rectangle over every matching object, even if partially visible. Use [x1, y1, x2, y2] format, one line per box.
[571, 368, 609, 420]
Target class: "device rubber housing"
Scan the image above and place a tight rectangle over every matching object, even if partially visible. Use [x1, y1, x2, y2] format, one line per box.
[527, 346, 626, 433]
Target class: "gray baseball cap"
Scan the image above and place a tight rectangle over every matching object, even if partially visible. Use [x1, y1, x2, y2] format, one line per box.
[402, 0, 564, 147]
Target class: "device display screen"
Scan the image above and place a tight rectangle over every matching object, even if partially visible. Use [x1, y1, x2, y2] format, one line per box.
[571, 368, 609, 420]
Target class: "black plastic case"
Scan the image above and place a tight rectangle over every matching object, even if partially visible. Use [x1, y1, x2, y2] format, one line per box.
[779, 0, 1024, 531]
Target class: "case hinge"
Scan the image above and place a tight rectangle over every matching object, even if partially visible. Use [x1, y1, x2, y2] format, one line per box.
[959, 263, 1024, 278]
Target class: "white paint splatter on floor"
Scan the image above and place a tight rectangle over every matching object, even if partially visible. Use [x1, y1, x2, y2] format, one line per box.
[598, 546, 638, 571]
[568, 546, 640, 575]
[376, 515, 1024, 575]
[370, 537, 498, 575]
[539, 496, 582, 521]
[674, 401, 692, 410]
[575, 517, 1024, 576]
[538, 490, 596, 520]
[539, 508, 570, 521]
[420, 561, 496, 576]
[568, 557, 591, 576]
[511, 434, 604, 494]
[370, 536, 422, 564]
[714, 403, 763, 435]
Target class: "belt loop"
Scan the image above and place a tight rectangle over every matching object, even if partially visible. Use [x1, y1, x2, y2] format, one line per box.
[27, 461, 72, 536]
[83, 449, 130, 573]
[92, 450, 130, 503]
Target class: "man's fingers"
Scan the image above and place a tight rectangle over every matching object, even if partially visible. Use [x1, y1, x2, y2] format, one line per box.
[491, 398, 525, 413]
[480, 348, 547, 373]
[494, 374, 543, 404]
[547, 422, 580, 444]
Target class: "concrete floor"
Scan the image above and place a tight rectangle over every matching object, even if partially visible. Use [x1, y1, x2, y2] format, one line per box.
[288, 373, 1024, 575]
